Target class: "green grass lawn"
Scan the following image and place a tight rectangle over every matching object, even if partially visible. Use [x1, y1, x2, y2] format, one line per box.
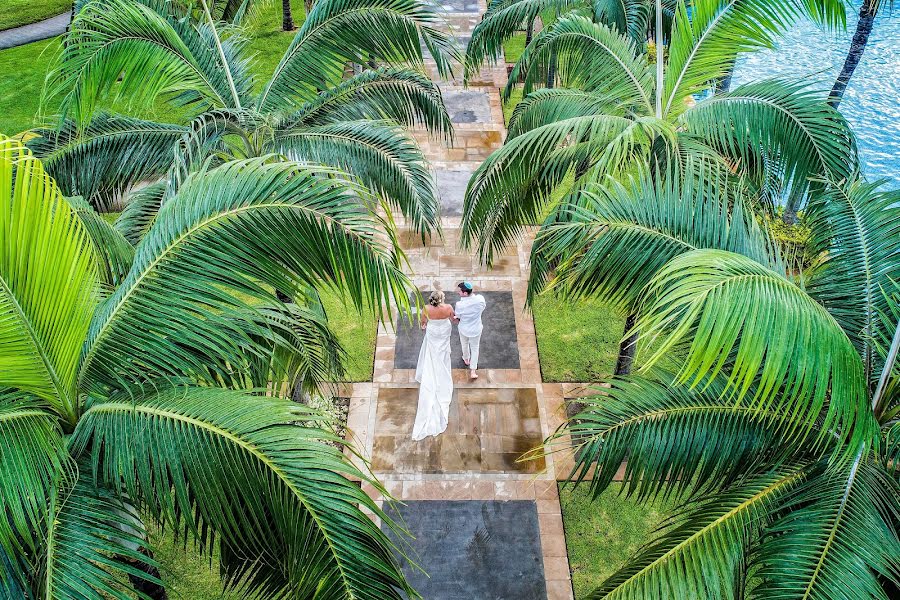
[560, 482, 671, 599]
[532, 296, 625, 382]
[0, 1, 307, 136]
[0, 0, 71, 31]
[320, 289, 377, 382]
[149, 529, 246, 600]
[503, 32, 526, 63]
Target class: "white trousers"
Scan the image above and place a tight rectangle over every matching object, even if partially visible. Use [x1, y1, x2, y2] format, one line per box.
[459, 332, 482, 370]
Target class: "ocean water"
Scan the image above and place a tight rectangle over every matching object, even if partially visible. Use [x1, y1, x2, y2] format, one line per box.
[732, 6, 900, 188]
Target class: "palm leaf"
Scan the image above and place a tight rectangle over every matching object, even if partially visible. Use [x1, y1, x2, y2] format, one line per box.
[27, 114, 187, 210]
[0, 393, 69, 560]
[748, 456, 900, 599]
[636, 249, 873, 446]
[0, 138, 98, 420]
[67, 196, 136, 287]
[563, 373, 812, 501]
[72, 385, 414, 599]
[527, 163, 782, 310]
[507, 87, 639, 138]
[590, 469, 805, 600]
[49, 0, 251, 120]
[272, 120, 440, 237]
[683, 80, 857, 196]
[258, 0, 458, 112]
[805, 179, 900, 385]
[506, 15, 654, 111]
[114, 182, 166, 245]
[284, 67, 452, 140]
[42, 472, 162, 600]
[78, 157, 408, 394]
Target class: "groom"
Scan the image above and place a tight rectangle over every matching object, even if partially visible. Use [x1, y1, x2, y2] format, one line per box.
[453, 281, 486, 379]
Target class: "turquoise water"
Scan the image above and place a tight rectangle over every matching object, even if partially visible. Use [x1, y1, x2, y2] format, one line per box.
[732, 7, 900, 188]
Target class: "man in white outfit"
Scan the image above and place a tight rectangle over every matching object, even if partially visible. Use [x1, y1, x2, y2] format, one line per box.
[453, 281, 486, 379]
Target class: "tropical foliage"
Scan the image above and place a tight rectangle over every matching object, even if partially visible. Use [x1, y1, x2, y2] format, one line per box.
[461, 0, 854, 264]
[31, 0, 456, 240]
[540, 162, 900, 597]
[0, 135, 417, 598]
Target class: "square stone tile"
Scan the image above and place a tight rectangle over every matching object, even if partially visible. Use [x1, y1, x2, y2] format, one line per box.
[394, 291, 520, 369]
[435, 167, 475, 216]
[382, 500, 547, 599]
[442, 88, 493, 124]
[427, 0, 481, 13]
[372, 387, 546, 474]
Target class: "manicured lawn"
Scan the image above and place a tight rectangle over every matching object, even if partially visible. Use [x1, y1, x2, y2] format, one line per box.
[0, 0, 71, 31]
[559, 482, 671, 598]
[149, 528, 245, 600]
[503, 32, 526, 63]
[0, 1, 307, 135]
[532, 296, 624, 382]
[320, 289, 377, 382]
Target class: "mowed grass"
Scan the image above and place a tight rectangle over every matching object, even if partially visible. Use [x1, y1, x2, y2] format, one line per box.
[149, 529, 246, 600]
[320, 290, 377, 382]
[532, 296, 624, 382]
[559, 482, 672, 598]
[0, 1, 307, 135]
[0, 0, 71, 31]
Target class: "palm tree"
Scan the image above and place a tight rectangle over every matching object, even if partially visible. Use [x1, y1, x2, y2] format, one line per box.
[31, 0, 456, 241]
[461, 0, 857, 372]
[830, 0, 894, 108]
[547, 165, 900, 598]
[0, 136, 418, 599]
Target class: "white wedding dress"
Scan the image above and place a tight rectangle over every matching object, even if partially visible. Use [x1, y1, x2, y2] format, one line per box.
[412, 315, 454, 440]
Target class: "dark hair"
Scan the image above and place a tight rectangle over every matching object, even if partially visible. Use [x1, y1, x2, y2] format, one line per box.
[458, 281, 473, 293]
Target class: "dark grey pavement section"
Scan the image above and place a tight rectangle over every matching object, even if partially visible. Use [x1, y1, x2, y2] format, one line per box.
[443, 88, 493, 124]
[0, 12, 71, 50]
[394, 291, 520, 369]
[436, 168, 475, 216]
[383, 500, 547, 599]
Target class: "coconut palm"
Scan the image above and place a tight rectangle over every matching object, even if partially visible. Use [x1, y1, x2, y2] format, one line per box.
[543, 164, 900, 598]
[0, 135, 420, 599]
[830, 0, 895, 108]
[30, 0, 456, 241]
[462, 0, 856, 371]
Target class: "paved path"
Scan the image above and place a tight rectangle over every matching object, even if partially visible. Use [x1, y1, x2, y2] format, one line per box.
[0, 12, 71, 50]
[340, 3, 579, 598]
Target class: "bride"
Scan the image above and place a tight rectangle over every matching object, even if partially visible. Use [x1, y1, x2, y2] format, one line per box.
[412, 285, 455, 441]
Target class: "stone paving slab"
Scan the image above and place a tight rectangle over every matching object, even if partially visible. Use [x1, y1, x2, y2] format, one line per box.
[394, 291, 520, 370]
[435, 166, 476, 216]
[371, 386, 545, 473]
[382, 500, 547, 599]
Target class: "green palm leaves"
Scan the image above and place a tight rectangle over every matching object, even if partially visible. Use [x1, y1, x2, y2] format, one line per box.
[31, 0, 455, 238]
[0, 138, 415, 598]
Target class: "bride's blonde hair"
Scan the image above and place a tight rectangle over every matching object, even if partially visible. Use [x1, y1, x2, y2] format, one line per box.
[428, 282, 445, 307]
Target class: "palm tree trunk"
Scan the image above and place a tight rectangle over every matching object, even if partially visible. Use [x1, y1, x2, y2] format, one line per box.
[525, 18, 534, 45]
[654, 0, 663, 118]
[830, 2, 877, 108]
[282, 0, 295, 31]
[305, 0, 314, 16]
[614, 313, 639, 376]
[716, 58, 736, 93]
[546, 52, 557, 88]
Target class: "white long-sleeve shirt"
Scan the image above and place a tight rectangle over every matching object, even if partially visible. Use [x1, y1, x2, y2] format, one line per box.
[455, 294, 486, 337]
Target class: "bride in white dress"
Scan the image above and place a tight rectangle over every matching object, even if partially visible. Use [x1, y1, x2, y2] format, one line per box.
[412, 286, 455, 441]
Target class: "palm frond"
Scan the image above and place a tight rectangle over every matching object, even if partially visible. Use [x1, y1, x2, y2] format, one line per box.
[79, 157, 408, 394]
[72, 386, 414, 599]
[506, 15, 654, 111]
[684, 79, 857, 196]
[49, 0, 251, 120]
[527, 163, 782, 310]
[0, 392, 68, 560]
[464, 0, 589, 82]
[114, 182, 166, 245]
[42, 470, 161, 600]
[590, 469, 805, 600]
[636, 249, 873, 446]
[285, 67, 452, 140]
[563, 373, 812, 501]
[67, 196, 136, 287]
[0, 138, 98, 419]
[258, 0, 458, 112]
[507, 87, 638, 138]
[27, 114, 186, 211]
[805, 179, 900, 385]
[748, 456, 900, 599]
[461, 114, 670, 264]
[272, 120, 440, 237]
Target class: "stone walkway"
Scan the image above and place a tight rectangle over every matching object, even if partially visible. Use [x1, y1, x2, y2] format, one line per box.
[341, 2, 579, 597]
[0, 12, 70, 49]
